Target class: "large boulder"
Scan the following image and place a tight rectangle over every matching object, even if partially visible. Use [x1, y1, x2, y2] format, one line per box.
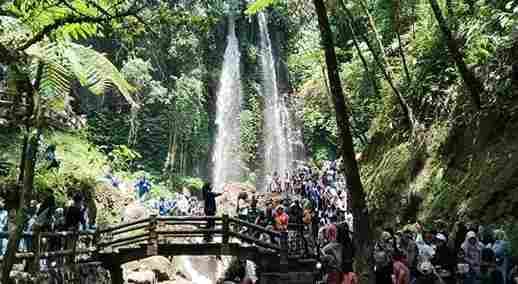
[121, 201, 148, 223]
[123, 256, 174, 281]
[126, 270, 156, 284]
[95, 183, 134, 225]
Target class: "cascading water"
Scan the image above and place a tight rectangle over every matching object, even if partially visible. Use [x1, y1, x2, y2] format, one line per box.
[212, 16, 243, 191]
[258, 12, 302, 186]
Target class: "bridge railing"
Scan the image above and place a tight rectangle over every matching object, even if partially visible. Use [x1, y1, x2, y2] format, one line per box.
[0, 230, 96, 272]
[96, 214, 290, 261]
[0, 215, 305, 274]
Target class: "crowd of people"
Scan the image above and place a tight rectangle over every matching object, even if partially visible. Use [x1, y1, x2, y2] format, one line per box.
[230, 160, 353, 258]
[370, 223, 517, 284]
[264, 160, 353, 228]
[226, 160, 518, 284]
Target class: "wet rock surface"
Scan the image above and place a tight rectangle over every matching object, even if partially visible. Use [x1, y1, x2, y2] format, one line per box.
[9, 262, 111, 284]
[123, 256, 175, 282]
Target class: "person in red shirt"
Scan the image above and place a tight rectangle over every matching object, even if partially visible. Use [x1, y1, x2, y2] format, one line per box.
[274, 205, 289, 232]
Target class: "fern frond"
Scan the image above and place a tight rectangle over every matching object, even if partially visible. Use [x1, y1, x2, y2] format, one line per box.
[25, 41, 136, 108]
[39, 61, 71, 98]
[26, 42, 72, 98]
[65, 43, 137, 108]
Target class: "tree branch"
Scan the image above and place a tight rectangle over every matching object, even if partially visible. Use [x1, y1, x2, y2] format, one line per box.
[16, 6, 144, 51]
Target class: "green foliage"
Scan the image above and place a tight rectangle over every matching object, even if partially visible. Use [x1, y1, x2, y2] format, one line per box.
[245, 0, 279, 15]
[240, 109, 258, 167]
[504, 223, 518, 258]
[3, 0, 134, 43]
[108, 145, 141, 172]
[32, 131, 107, 205]
[121, 58, 154, 90]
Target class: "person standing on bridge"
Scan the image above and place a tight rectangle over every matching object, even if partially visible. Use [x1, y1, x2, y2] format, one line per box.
[203, 182, 223, 242]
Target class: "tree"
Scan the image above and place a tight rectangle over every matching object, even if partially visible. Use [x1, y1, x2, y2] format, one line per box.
[428, 0, 483, 110]
[312, 0, 373, 282]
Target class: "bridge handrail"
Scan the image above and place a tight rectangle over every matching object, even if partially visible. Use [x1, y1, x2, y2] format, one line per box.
[98, 232, 150, 248]
[0, 230, 96, 238]
[228, 217, 282, 238]
[157, 216, 222, 222]
[158, 229, 224, 236]
[227, 231, 282, 251]
[107, 223, 149, 236]
[98, 217, 152, 234]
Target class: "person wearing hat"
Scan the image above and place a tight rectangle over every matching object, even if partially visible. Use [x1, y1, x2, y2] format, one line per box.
[432, 233, 455, 284]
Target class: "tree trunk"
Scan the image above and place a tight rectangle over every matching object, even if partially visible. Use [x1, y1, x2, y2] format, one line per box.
[512, 40, 518, 96]
[312, 1, 373, 283]
[2, 62, 43, 284]
[342, 1, 419, 131]
[394, 0, 411, 84]
[345, 12, 380, 98]
[357, 0, 387, 60]
[428, 0, 483, 110]
[2, 128, 41, 283]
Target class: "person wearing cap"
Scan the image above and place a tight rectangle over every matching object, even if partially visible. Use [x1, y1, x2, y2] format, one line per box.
[462, 230, 483, 284]
[432, 233, 455, 284]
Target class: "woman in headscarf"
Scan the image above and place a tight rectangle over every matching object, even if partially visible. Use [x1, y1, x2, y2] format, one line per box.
[322, 224, 343, 284]
[462, 230, 483, 284]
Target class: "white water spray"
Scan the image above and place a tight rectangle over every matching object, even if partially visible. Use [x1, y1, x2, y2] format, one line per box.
[212, 16, 243, 191]
[258, 12, 302, 185]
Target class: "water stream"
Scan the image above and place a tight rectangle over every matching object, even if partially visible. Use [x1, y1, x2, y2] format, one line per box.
[212, 16, 243, 192]
[258, 12, 302, 186]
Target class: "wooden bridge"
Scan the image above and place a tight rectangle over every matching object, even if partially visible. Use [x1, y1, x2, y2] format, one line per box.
[0, 215, 318, 284]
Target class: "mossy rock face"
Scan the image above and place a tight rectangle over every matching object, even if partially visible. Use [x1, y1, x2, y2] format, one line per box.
[361, 131, 417, 229]
[362, 108, 518, 231]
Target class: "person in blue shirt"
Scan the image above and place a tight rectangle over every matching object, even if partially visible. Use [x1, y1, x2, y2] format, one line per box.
[310, 184, 321, 211]
[135, 176, 151, 202]
[158, 197, 169, 216]
[45, 144, 60, 170]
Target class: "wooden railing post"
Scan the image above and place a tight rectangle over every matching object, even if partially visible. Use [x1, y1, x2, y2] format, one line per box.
[147, 214, 158, 256]
[280, 231, 289, 273]
[222, 214, 229, 244]
[221, 214, 230, 255]
[29, 230, 40, 273]
[70, 232, 78, 264]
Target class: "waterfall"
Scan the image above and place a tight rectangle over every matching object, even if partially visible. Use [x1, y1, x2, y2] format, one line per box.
[212, 16, 243, 191]
[258, 12, 301, 187]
